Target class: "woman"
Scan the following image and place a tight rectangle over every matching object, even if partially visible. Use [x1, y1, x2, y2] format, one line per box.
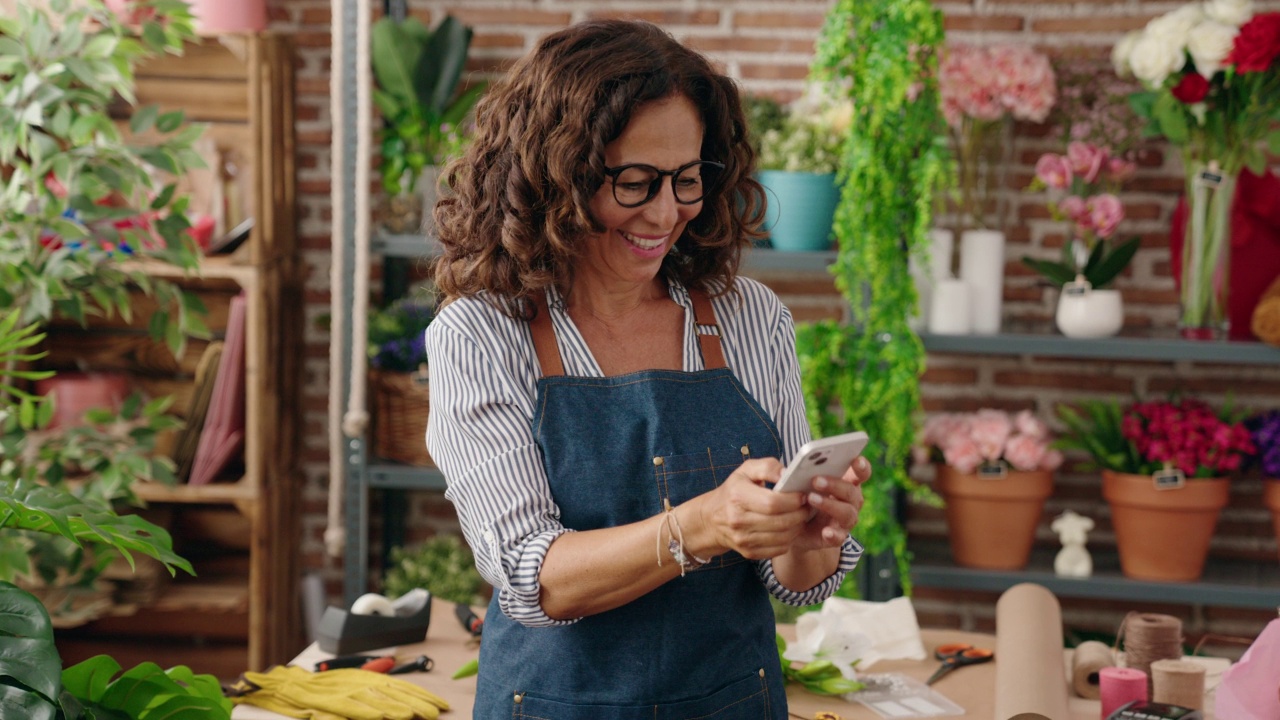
[427, 19, 870, 719]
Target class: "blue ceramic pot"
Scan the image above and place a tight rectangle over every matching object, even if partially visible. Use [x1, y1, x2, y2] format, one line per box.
[758, 170, 839, 252]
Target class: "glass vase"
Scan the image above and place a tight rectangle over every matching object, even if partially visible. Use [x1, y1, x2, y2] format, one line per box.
[1178, 162, 1236, 340]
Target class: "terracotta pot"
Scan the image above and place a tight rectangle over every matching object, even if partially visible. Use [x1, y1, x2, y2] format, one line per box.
[935, 464, 1054, 570]
[1101, 470, 1229, 582]
[1264, 479, 1280, 564]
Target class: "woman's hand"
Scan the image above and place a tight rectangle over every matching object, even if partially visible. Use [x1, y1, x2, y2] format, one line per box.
[684, 458, 811, 560]
[790, 455, 871, 552]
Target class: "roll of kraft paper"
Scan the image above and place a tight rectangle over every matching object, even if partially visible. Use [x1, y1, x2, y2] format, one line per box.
[1071, 640, 1116, 700]
[994, 583, 1069, 720]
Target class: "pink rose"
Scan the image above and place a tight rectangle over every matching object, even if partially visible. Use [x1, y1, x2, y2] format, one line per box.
[922, 413, 968, 448]
[1067, 142, 1107, 184]
[1035, 154, 1073, 190]
[970, 409, 1013, 461]
[1042, 449, 1064, 471]
[1014, 410, 1048, 440]
[1087, 193, 1124, 238]
[1004, 434, 1048, 471]
[942, 437, 984, 474]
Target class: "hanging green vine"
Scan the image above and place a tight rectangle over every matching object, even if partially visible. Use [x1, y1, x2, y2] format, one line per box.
[799, 0, 950, 595]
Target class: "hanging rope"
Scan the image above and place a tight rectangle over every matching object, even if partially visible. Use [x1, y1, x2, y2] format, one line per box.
[325, 0, 373, 558]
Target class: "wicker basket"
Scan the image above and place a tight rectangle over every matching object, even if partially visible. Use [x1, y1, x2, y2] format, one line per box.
[370, 368, 433, 466]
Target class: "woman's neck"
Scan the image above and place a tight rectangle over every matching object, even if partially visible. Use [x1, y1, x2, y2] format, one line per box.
[565, 273, 668, 324]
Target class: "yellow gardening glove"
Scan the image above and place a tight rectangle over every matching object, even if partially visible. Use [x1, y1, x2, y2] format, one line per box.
[231, 665, 450, 720]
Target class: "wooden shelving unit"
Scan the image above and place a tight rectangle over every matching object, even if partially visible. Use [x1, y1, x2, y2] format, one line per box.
[49, 33, 301, 678]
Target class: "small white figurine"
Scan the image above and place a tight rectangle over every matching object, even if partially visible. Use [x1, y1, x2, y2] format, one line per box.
[1051, 510, 1095, 578]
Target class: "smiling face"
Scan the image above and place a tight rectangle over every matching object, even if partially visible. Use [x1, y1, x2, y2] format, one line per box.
[582, 94, 705, 289]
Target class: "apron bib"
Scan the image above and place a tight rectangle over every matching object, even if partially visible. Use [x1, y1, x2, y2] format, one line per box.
[473, 288, 789, 719]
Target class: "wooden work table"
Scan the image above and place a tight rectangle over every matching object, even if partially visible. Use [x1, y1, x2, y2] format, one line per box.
[233, 600, 1225, 719]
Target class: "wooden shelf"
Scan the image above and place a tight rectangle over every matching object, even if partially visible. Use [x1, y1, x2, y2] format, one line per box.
[134, 480, 255, 504]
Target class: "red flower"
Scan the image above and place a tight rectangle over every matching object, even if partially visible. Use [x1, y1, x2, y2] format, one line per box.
[1171, 73, 1210, 103]
[1226, 12, 1280, 73]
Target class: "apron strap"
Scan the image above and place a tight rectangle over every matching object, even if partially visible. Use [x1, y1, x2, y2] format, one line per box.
[688, 288, 727, 371]
[529, 291, 565, 378]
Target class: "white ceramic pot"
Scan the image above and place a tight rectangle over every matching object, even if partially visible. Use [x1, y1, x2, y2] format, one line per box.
[1056, 287, 1123, 338]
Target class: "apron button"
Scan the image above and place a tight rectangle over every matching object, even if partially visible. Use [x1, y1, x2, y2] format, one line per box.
[653, 456, 664, 466]
[513, 692, 523, 704]
[740, 445, 750, 456]
[758, 668, 765, 678]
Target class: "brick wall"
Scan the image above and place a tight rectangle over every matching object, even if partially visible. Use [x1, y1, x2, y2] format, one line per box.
[267, 0, 1280, 654]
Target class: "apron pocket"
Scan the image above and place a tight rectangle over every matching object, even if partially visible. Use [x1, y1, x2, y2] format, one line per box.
[511, 668, 771, 720]
[654, 446, 752, 509]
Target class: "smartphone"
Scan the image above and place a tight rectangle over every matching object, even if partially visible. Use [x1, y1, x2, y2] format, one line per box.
[773, 431, 870, 493]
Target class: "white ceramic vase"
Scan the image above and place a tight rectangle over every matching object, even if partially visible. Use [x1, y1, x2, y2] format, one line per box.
[1056, 287, 1124, 338]
[910, 228, 955, 331]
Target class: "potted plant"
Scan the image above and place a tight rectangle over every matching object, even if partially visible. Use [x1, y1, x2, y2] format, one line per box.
[798, 0, 948, 596]
[368, 293, 435, 466]
[1021, 141, 1141, 338]
[752, 85, 850, 251]
[916, 409, 1064, 570]
[1057, 397, 1255, 581]
[1244, 410, 1280, 563]
[371, 14, 485, 235]
[1, 0, 213, 622]
[382, 534, 487, 606]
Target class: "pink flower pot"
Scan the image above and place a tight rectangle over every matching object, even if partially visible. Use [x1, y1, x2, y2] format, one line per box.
[35, 372, 130, 429]
[188, 0, 266, 35]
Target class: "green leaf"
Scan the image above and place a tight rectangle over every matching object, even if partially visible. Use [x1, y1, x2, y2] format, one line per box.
[130, 104, 159, 135]
[1152, 92, 1190, 144]
[0, 682, 59, 720]
[1021, 257, 1077, 286]
[60, 655, 122, 703]
[155, 109, 184, 133]
[417, 15, 474, 115]
[451, 658, 479, 679]
[1085, 237, 1140, 289]
[371, 18, 423, 107]
[0, 582, 62, 707]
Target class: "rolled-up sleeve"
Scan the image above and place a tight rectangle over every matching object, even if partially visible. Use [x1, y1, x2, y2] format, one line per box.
[425, 307, 577, 627]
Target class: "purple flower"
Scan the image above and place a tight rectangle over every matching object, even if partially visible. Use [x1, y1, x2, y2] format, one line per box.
[1247, 410, 1280, 477]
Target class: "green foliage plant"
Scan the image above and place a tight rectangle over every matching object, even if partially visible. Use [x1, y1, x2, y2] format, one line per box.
[775, 635, 864, 696]
[0, 311, 221, 719]
[800, 0, 949, 595]
[382, 534, 487, 606]
[0, 0, 207, 597]
[371, 14, 486, 195]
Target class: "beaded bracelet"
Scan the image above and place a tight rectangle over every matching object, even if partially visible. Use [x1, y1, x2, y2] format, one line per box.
[657, 498, 710, 576]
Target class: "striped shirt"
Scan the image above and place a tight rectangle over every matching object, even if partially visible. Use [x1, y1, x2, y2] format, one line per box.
[425, 276, 863, 627]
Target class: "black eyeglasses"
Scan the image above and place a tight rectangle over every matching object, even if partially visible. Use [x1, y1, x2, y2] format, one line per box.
[602, 160, 725, 208]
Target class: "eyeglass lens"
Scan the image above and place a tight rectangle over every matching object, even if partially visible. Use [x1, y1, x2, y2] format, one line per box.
[611, 161, 721, 207]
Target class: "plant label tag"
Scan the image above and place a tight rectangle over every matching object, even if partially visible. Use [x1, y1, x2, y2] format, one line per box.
[1152, 468, 1186, 491]
[1196, 168, 1223, 188]
[1063, 278, 1091, 297]
[978, 462, 1007, 480]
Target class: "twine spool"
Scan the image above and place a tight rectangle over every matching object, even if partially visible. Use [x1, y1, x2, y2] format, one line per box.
[1119, 613, 1183, 686]
[1071, 641, 1116, 700]
[1150, 659, 1205, 710]
[1100, 667, 1148, 718]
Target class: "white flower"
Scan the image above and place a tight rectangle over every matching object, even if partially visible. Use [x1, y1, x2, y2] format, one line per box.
[1147, 3, 1207, 48]
[1187, 20, 1239, 77]
[1128, 30, 1188, 87]
[1112, 30, 1142, 77]
[785, 611, 872, 680]
[1204, 0, 1254, 26]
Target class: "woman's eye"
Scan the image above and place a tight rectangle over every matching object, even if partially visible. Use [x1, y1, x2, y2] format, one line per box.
[618, 182, 648, 191]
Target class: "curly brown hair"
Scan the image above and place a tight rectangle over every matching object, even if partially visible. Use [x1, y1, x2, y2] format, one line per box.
[432, 19, 765, 314]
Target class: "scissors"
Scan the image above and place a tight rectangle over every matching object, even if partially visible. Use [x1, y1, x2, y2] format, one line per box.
[925, 642, 994, 685]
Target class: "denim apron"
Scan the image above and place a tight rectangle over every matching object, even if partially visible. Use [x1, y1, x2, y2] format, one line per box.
[472, 287, 790, 720]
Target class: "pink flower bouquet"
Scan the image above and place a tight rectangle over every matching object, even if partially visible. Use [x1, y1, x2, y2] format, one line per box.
[1021, 141, 1141, 289]
[917, 409, 1065, 475]
[939, 44, 1057, 232]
